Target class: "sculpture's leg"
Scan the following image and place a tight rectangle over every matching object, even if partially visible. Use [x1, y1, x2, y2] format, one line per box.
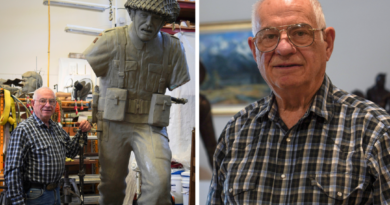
[98, 121, 132, 205]
[131, 124, 172, 205]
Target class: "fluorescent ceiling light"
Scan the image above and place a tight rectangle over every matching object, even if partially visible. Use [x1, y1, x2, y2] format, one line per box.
[43, 0, 108, 12]
[65, 25, 104, 36]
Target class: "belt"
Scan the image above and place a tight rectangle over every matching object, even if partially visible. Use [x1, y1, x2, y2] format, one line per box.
[98, 97, 151, 114]
[26, 182, 59, 191]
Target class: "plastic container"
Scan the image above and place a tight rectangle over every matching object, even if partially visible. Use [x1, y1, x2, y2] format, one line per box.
[171, 169, 185, 205]
[181, 171, 190, 205]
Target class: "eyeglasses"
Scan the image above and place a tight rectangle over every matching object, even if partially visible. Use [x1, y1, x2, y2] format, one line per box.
[253, 23, 325, 53]
[37, 98, 57, 106]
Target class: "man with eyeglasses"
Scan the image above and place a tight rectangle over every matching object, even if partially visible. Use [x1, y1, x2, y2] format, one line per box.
[207, 0, 390, 204]
[5, 87, 91, 205]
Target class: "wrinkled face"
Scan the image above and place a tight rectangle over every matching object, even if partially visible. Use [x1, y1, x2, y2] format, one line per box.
[248, 0, 333, 93]
[32, 89, 56, 123]
[131, 10, 164, 42]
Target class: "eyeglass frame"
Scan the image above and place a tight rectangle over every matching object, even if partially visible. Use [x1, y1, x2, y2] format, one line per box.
[252, 23, 325, 53]
[35, 98, 57, 106]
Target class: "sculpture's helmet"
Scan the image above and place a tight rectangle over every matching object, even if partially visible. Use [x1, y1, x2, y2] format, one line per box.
[124, 0, 180, 23]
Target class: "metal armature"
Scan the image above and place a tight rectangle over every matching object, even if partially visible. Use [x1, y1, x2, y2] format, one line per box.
[109, 0, 113, 21]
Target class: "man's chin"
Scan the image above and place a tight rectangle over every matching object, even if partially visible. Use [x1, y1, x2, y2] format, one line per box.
[138, 33, 156, 42]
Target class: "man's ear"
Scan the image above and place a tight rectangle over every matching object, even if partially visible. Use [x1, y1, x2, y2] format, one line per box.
[323, 27, 335, 62]
[31, 99, 35, 106]
[248, 37, 257, 61]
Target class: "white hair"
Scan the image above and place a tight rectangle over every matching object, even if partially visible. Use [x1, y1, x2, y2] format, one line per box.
[33, 86, 55, 100]
[251, 0, 326, 35]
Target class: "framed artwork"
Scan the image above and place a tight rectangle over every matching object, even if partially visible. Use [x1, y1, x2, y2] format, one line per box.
[200, 21, 270, 115]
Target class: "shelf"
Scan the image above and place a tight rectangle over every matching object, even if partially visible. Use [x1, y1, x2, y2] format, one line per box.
[69, 194, 100, 205]
[161, 27, 195, 35]
[65, 159, 97, 166]
[162, 0, 195, 34]
[67, 174, 100, 184]
[69, 135, 98, 140]
[178, 1, 195, 9]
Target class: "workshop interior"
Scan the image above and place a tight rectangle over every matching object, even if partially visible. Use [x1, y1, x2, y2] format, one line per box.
[0, 0, 195, 204]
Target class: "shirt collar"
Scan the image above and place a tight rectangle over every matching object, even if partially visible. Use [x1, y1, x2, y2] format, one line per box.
[33, 112, 54, 128]
[309, 74, 334, 122]
[254, 93, 274, 120]
[257, 74, 334, 122]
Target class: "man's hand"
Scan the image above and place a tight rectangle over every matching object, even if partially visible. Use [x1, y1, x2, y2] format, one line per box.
[78, 120, 91, 132]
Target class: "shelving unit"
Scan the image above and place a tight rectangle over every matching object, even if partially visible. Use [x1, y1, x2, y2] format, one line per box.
[161, 0, 195, 35]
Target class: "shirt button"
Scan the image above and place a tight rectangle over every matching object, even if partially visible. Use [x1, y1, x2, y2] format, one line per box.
[229, 188, 232, 193]
[286, 138, 291, 142]
[337, 192, 342, 197]
[281, 174, 286, 179]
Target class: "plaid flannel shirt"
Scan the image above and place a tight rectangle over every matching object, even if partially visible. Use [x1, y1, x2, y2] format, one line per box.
[207, 75, 390, 205]
[5, 113, 81, 205]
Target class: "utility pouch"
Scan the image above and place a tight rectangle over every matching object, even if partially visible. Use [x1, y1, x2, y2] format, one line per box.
[148, 94, 171, 127]
[103, 88, 127, 121]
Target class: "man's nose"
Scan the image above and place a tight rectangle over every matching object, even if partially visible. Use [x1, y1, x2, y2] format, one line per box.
[145, 15, 152, 26]
[275, 30, 296, 56]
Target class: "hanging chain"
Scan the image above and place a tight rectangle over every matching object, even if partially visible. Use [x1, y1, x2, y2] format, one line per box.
[109, 0, 113, 21]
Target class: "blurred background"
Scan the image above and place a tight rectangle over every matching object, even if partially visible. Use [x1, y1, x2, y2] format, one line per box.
[199, 0, 390, 204]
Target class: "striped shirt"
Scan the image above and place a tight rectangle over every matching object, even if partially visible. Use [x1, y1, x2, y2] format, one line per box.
[207, 75, 390, 205]
[5, 113, 81, 204]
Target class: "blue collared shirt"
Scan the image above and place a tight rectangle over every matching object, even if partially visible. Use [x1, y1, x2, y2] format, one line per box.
[207, 75, 390, 204]
[5, 113, 81, 205]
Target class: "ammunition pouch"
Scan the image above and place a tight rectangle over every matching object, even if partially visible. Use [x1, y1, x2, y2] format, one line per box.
[103, 88, 127, 121]
[148, 94, 171, 127]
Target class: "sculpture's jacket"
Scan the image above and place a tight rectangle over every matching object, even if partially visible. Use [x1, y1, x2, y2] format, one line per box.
[83, 23, 190, 124]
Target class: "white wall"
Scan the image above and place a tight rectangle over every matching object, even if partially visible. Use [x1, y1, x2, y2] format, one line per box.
[199, 0, 390, 204]
[0, 0, 129, 87]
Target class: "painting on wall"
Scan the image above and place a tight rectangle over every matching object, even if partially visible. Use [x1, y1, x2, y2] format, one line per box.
[200, 21, 270, 114]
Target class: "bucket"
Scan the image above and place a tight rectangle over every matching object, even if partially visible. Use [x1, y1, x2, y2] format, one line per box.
[171, 169, 185, 205]
[181, 171, 190, 205]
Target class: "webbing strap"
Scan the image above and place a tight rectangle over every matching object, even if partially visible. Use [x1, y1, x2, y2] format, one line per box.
[116, 27, 127, 88]
[158, 33, 171, 94]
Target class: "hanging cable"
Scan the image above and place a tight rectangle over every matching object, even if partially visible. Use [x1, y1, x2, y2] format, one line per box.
[47, 0, 51, 87]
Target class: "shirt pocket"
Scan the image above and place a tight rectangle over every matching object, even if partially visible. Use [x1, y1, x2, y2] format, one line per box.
[309, 172, 368, 202]
[32, 141, 52, 159]
[224, 172, 259, 201]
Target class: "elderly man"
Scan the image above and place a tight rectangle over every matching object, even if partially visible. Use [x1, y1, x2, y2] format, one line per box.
[207, 0, 390, 204]
[83, 0, 190, 204]
[5, 87, 91, 205]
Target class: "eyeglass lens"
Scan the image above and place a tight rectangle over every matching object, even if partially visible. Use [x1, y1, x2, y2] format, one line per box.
[255, 24, 315, 52]
[38, 98, 56, 105]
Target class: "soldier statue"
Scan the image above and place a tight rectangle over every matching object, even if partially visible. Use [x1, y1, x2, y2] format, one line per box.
[83, 0, 190, 204]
